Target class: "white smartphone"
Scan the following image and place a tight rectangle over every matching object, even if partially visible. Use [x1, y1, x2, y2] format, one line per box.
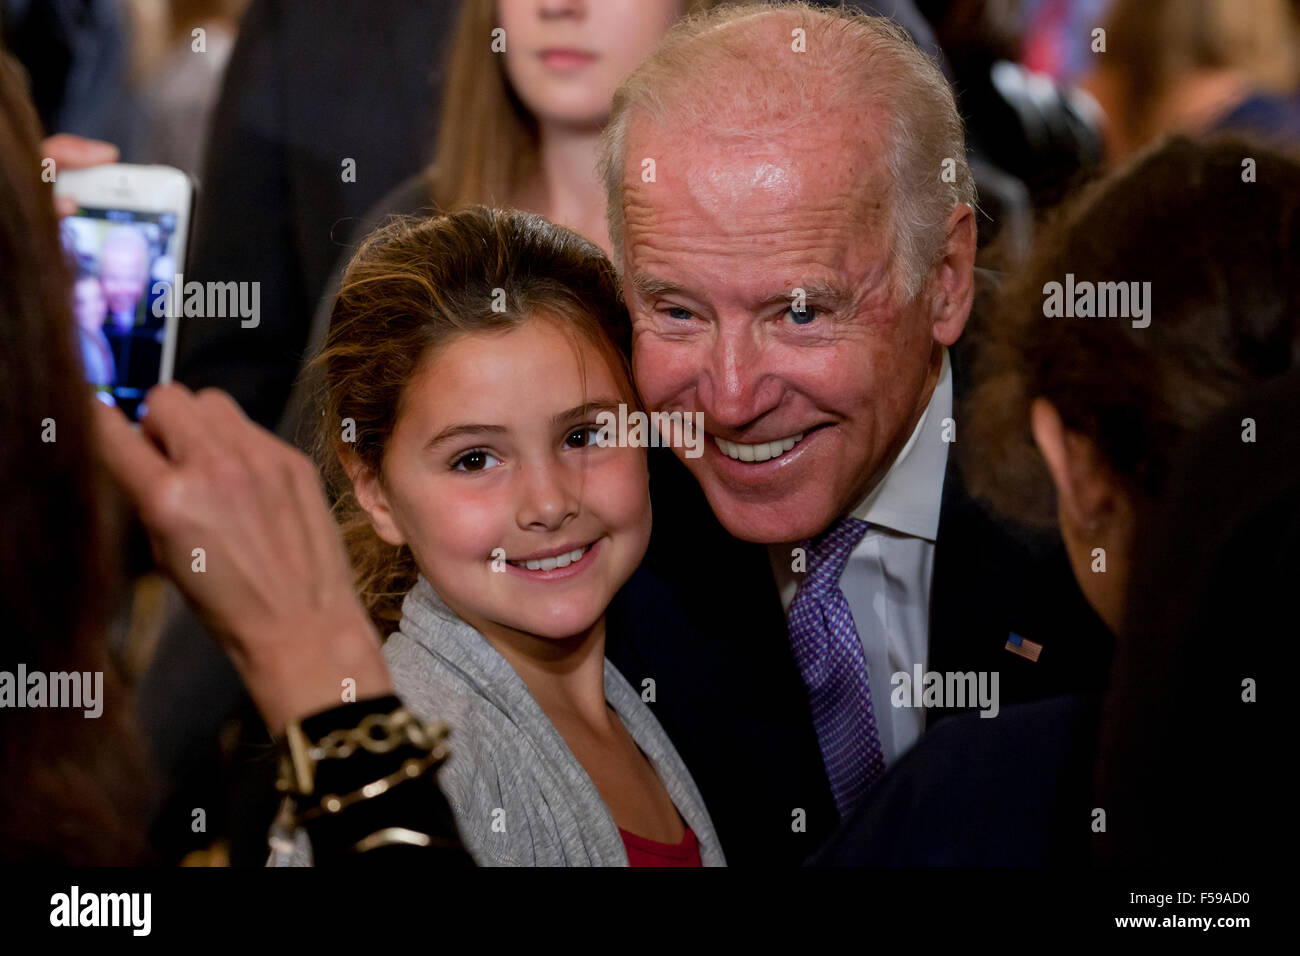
[54, 163, 194, 421]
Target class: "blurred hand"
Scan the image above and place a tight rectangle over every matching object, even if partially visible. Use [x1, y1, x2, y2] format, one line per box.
[93, 384, 393, 733]
[42, 134, 119, 217]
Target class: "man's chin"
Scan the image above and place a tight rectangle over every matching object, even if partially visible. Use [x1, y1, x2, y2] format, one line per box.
[671, 420, 854, 540]
[698, 481, 839, 545]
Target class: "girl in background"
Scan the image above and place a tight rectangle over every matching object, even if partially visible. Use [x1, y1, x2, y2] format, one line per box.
[422, 0, 726, 254]
[283, 0, 728, 441]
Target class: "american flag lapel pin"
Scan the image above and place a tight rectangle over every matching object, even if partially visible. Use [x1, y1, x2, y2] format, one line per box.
[1005, 632, 1042, 662]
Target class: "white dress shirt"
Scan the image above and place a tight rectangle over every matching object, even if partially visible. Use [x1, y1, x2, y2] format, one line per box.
[770, 348, 952, 765]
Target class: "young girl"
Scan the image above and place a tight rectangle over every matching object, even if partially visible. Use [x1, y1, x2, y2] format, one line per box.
[284, 206, 723, 867]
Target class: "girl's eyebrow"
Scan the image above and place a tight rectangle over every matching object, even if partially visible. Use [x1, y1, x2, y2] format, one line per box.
[553, 399, 623, 425]
[424, 423, 507, 451]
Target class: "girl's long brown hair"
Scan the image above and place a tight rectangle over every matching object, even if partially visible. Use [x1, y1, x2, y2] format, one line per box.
[312, 206, 638, 632]
[426, 0, 728, 211]
[0, 54, 148, 864]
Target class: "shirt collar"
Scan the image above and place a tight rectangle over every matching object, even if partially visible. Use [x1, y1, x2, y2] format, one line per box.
[848, 347, 951, 541]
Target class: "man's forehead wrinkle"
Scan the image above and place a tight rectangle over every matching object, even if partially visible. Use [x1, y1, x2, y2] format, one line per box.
[625, 224, 893, 299]
[624, 174, 871, 242]
[630, 220, 870, 259]
[627, 147, 874, 222]
[622, 173, 889, 259]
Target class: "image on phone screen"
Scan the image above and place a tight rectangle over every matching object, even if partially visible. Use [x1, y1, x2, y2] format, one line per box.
[60, 207, 180, 421]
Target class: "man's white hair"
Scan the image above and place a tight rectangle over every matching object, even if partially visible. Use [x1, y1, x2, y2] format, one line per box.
[102, 225, 150, 267]
[598, 1, 975, 300]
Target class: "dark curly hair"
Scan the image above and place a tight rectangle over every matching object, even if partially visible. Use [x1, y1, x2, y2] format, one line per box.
[962, 134, 1300, 528]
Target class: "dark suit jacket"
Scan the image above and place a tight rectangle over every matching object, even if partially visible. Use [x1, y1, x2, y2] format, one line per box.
[606, 350, 1113, 867]
[173, 0, 458, 428]
[808, 694, 1100, 865]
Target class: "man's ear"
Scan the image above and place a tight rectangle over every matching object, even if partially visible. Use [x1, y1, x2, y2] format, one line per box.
[928, 203, 977, 347]
[339, 448, 406, 547]
[1030, 398, 1116, 534]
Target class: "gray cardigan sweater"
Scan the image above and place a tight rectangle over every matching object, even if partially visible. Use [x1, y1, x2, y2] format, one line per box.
[272, 577, 725, 867]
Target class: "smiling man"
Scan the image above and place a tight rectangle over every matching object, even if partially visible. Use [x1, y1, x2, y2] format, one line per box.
[599, 2, 1112, 865]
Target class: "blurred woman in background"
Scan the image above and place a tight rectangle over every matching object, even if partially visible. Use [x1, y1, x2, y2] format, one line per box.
[1084, 0, 1300, 161]
[284, 0, 727, 438]
[962, 133, 1297, 866]
[418, 0, 726, 254]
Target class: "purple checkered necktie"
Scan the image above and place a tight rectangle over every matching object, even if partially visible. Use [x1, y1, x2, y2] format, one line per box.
[788, 516, 886, 818]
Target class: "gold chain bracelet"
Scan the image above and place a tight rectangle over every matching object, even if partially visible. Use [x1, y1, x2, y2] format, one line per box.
[269, 707, 452, 855]
[277, 706, 450, 799]
[297, 749, 446, 823]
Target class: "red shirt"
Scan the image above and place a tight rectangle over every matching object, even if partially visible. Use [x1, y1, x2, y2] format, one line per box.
[618, 826, 703, 867]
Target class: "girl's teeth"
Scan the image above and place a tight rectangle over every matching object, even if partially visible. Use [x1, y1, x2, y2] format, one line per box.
[514, 545, 588, 572]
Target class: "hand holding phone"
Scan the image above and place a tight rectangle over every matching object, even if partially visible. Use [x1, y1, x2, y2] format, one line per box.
[92, 387, 393, 734]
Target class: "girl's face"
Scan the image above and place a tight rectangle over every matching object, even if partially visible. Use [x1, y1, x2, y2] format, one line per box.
[497, 0, 682, 130]
[355, 317, 651, 642]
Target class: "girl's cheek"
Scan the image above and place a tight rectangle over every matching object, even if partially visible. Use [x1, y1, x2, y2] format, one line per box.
[414, 480, 507, 560]
[589, 452, 652, 527]
[456, 501, 511, 553]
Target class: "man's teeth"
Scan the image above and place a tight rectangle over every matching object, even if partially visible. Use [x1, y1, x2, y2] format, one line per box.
[508, 545, 589, 572]
[715, 433, 803, 463]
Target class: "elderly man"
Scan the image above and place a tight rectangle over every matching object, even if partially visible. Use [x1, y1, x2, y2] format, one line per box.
[100, 225, 150, 332]
[600, 2, 1111, 864]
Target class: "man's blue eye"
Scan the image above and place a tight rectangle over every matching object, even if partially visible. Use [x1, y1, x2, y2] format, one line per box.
[666, 307, 693, 321]
[788, 304, 817, 324]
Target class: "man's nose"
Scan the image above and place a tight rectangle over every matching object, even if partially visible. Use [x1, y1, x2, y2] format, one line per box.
[696, 324, 777, 429]
[515, 457, 580, 532]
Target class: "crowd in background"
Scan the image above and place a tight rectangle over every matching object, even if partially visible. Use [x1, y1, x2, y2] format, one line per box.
[1, 0, 1296, 869]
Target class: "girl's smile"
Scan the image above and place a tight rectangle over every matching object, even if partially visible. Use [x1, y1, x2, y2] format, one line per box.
[503, 536, 601, 577]
[350, 316, 651, 644]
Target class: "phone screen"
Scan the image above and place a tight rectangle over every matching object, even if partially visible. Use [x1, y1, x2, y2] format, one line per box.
[60, 206, 181, 421]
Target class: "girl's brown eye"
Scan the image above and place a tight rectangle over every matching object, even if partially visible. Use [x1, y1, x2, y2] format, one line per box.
[565, 426, 598, 449]
[452, 449, 500, 472]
